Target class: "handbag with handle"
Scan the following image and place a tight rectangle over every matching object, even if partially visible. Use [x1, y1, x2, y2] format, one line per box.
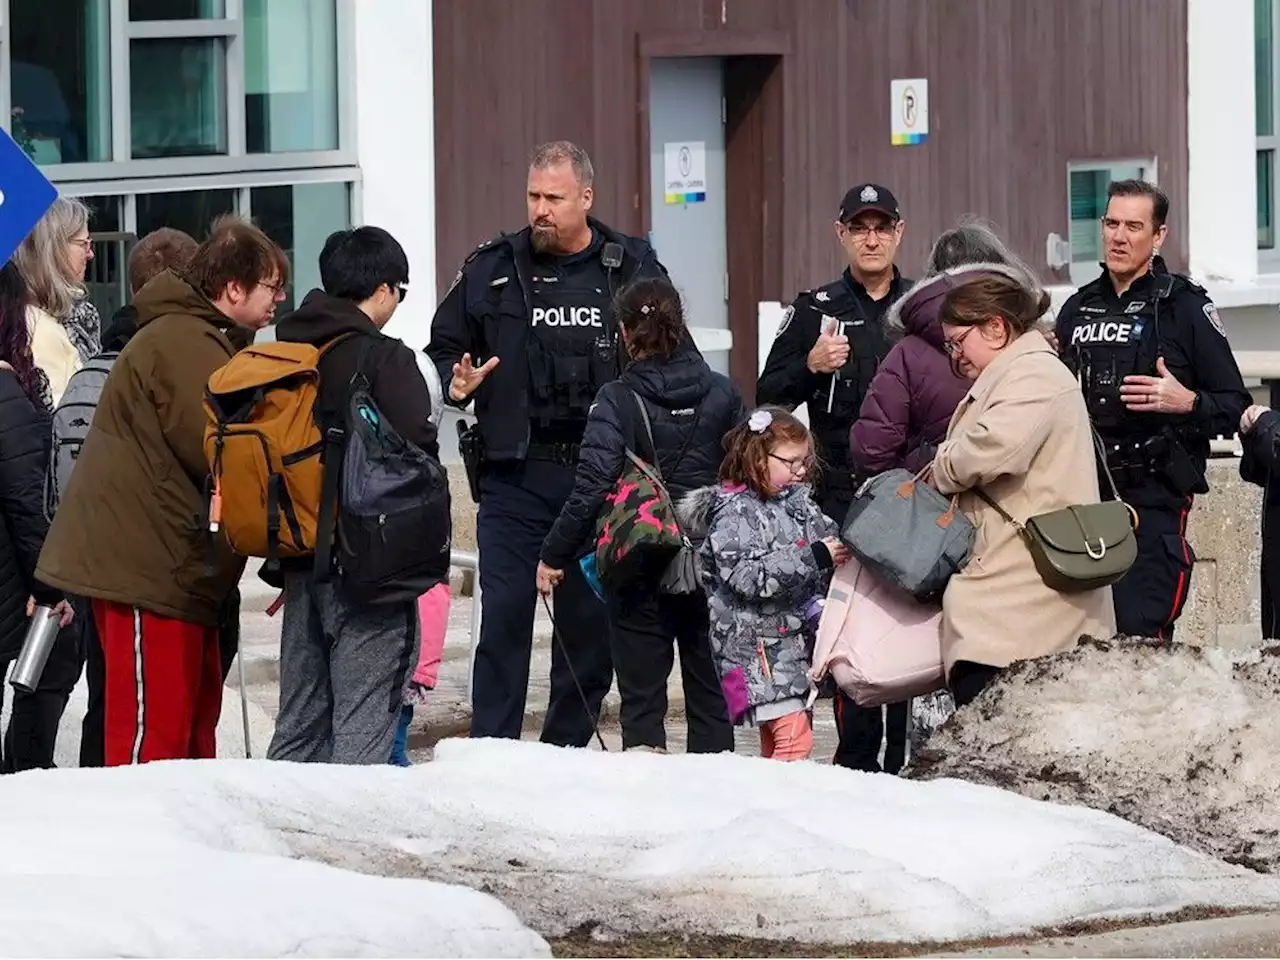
[841, 466, 976, 601]
[975, 429, 1138, 593]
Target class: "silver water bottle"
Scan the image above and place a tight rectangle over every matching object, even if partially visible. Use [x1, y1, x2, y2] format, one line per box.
[10, 605, 60, 694]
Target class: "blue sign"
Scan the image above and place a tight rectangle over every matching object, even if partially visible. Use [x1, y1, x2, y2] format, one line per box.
[0, 128, 58, 266]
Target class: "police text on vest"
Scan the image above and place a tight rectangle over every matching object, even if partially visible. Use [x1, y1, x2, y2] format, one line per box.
[532, 306, 603, 328]
[1070, 320, 1136, 346]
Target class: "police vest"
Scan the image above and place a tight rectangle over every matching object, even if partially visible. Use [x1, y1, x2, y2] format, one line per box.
[1060, 276, 1173, 434]
[526, 271, 617, 428]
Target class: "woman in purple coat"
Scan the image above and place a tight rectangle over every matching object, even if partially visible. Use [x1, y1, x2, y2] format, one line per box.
[846, 220, 1038, 773]
[850, 221, 1037, 479]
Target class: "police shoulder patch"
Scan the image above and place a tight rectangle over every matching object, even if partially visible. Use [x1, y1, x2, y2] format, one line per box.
[776, 305, 796, 338]
[446, 268, 464, 297]
[1202, 301, 1227, 338]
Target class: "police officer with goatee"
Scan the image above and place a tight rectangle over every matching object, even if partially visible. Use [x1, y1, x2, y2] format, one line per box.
[757, 183, 912, 774]
[427, 141, 666, 745]
[1055, 179, 1249, 641]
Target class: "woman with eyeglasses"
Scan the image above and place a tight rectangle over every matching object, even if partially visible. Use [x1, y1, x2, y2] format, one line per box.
[929, 266, 1115, 708]
[13, 196, 99, 407]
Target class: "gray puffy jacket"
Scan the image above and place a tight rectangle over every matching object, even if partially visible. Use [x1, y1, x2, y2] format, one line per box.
[680, 483, 838, 719]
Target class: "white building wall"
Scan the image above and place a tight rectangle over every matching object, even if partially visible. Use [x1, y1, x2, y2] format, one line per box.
[1186, 0, 1258, 285]
[352, 0, 436, 351]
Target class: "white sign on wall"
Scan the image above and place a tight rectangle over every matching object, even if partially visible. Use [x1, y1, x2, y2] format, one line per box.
[890, 78, 929, 146]
[663, 141, 707, 204]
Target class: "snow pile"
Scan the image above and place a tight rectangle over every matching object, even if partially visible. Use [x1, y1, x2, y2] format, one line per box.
[0, 762, 547, 957]
[909, 637, 1280, 873]
[3, 728, 1279, 952]
[393, 740, 1277, 944]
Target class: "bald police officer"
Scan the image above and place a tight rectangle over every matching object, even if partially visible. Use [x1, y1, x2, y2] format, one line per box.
[757, 183, 912, 773]
[427, 141, 667, 745]
[1055, 179, 1249, 641]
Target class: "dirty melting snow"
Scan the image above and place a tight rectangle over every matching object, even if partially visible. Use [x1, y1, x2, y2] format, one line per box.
[3, 734, 1279, 953]
[909, 637, 1280, 874]
[416, 740, 1280, 943]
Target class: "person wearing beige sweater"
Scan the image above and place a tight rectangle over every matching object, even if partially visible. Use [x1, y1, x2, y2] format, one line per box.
[930, 264, 1116, 707]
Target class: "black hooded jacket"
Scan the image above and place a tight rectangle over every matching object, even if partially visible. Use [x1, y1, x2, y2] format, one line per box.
[275, 290, 438, 458]
[540, 345, 745, 569]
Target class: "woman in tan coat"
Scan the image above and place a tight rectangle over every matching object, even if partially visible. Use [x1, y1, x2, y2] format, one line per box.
[930, 265, 1116, 706]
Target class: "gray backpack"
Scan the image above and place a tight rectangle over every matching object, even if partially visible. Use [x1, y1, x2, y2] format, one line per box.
[45, 353, 118, 519]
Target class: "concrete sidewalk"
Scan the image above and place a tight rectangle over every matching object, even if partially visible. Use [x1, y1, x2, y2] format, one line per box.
[935, 911, 1280, 957]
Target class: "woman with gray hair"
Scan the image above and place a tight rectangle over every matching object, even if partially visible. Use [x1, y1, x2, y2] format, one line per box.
[13, 197, 98, 406]
[850, 219, 1039, 480]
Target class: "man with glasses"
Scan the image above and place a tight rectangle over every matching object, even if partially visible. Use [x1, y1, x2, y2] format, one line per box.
[1055, 179, 1248, 642]
[757, 183, 912, 773]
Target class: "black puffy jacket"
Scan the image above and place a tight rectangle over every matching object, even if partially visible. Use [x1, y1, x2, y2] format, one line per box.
[0, 371, 59, 660]
[541, 346, 746, 569]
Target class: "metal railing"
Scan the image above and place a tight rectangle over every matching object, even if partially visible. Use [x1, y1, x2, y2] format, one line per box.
[450, 548, 481, 698]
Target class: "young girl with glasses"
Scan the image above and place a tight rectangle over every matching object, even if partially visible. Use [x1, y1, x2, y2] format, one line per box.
[688, 406, 850, 760]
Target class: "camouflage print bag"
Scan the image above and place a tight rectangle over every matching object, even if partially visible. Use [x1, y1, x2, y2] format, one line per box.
[594, 390, 685, 592]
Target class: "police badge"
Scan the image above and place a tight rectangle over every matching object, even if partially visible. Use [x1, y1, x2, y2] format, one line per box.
[1202, 302, 1227, 338]
[776, 305, 795, 337]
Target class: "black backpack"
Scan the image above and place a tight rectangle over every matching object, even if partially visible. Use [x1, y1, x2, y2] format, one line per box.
[316, 341, 452, 604]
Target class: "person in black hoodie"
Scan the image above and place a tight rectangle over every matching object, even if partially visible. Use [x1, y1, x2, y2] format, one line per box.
[268, 226, 437, 764]
[537, 277, 741, 753]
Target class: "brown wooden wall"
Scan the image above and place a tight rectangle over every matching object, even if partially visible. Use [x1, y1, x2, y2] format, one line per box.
[433, 0, 1187, 306]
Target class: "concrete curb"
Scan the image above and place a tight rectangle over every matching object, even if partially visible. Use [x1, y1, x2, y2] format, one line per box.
[932, 911, 1280, 958]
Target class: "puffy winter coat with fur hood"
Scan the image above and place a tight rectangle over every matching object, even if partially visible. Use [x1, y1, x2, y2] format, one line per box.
[849, 272, 971, 478]
[679, 483, 838, 721]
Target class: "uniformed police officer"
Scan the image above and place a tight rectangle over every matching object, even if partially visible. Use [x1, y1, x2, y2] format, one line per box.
[1055, 178, 1249, 641]
[426, 141, 666, 746]
[757, 183, 912, 773]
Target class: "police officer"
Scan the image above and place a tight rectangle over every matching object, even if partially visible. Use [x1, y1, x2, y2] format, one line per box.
[1055, 178, 1249, 641]
[426, 141, 666, 745]
[757, 183, 912, 773]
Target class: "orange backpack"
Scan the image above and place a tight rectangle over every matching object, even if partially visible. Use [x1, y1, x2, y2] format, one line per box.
[202, 337, 352, 568]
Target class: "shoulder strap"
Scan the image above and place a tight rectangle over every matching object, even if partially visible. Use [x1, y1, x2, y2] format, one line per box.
[974, 424, 1121, 532]
[629, 390, 661, 481]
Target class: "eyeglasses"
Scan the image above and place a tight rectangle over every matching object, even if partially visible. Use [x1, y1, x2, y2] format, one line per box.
[769, 453, 814, 476]
[67, 237, 93, 251]
[392, 283, 408, 303]
[843, 222, 897, 242]
[259, 279, 286, 297]
[943, 326, 977, 357]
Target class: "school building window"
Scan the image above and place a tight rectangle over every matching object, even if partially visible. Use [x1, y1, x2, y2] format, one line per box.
[0, 0, 356, 316]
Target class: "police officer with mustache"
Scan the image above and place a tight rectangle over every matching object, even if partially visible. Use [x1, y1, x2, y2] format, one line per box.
[757, 183, 912, 774]
[427, 141, 666, 746]
[1054, 179, 1248, 641]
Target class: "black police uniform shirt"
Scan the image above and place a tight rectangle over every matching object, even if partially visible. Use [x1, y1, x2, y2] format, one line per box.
[1055, 257, 1250, 491]
[757, 266, 911, 477]
[425, 219, 664, 462]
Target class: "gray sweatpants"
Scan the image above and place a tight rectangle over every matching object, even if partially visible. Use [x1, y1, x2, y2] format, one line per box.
[268, 571, 417, 764]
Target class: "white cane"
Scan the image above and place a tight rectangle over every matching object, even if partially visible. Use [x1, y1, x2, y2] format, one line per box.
[236, 642, 252, 758]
